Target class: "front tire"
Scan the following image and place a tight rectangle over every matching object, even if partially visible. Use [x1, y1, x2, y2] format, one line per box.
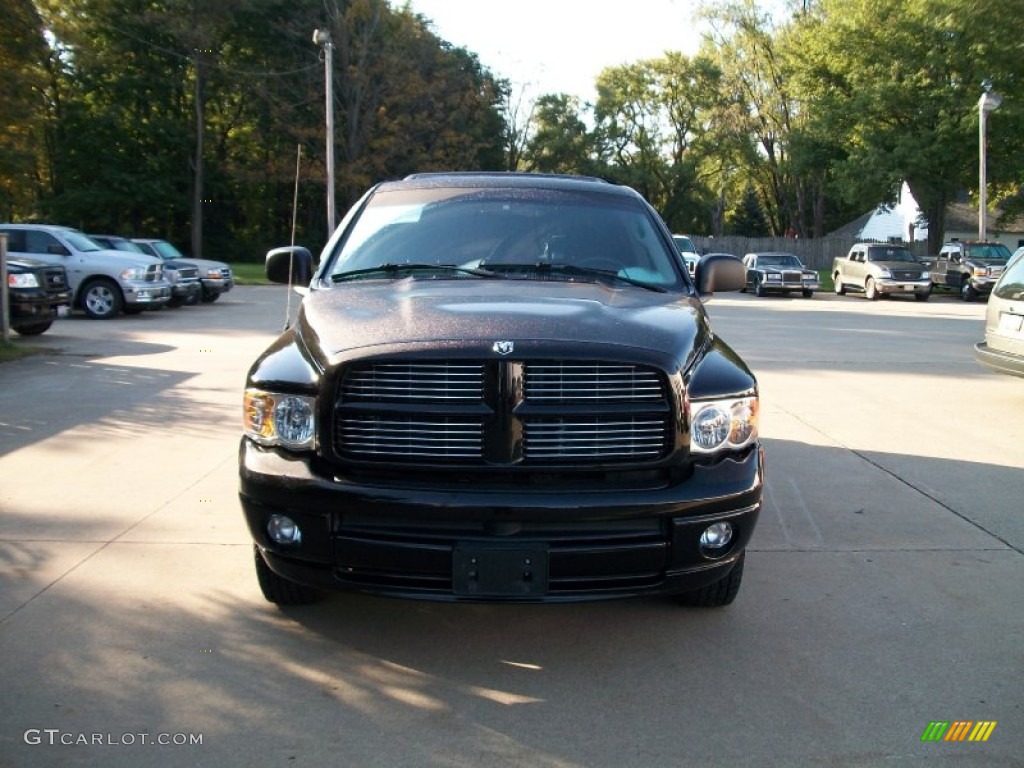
[201, 290, 220, 304]
[673, 552, 745, 607]
[754, 278, 766, 297]
[13, 321, 53, 336]
[915, 288, 931, 302]
[833, 274, 845, 295]
[802, 289, 814, 298]
[253, 546, 324, 606]
[80, 278, 123, 319]
[961, 274, 977, 301]
[864, 277, 879, 301]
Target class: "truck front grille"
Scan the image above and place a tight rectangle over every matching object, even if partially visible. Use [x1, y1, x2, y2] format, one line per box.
[43, 268, 67, 291]
[334, 360, 670, 467]
[891, 269, 923, 280]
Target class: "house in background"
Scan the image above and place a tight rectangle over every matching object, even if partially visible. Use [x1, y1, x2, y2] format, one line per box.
[830, 182, 1024, 251]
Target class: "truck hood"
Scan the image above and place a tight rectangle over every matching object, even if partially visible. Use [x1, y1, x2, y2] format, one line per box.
[296, 278, 709, 369]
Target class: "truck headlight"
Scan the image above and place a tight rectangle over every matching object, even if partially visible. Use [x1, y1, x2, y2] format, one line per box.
[920, 270, 930, 279]
[877, 268, 892, 278]
[690, 396, 759, 454]
[205, 268, 224, 279]
[120, 267, 148, 281]
[8, 273, 40, 288]
[973, 266, 989, 277]
[243, 389, 317, 449]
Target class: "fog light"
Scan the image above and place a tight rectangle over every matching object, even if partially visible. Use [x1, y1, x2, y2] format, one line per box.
[700, 522, 734, 554]
[267, 514, 302, 545]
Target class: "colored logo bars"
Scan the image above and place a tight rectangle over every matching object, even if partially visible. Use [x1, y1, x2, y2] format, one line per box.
[921, 721, 997, 742]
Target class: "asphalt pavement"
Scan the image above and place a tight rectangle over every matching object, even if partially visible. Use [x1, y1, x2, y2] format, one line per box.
[0, 286, 1021, 767]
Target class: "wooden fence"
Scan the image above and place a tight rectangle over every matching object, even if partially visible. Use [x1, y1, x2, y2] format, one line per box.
[688, 236, 931, 272]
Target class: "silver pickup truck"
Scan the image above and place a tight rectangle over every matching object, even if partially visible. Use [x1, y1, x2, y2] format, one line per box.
[0, 223, 171, 318]
[832, 242, 931, 301]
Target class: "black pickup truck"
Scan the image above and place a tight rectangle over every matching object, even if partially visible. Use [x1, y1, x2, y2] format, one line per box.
[5, 257, 71, 335]
[239, 172, 763, 609]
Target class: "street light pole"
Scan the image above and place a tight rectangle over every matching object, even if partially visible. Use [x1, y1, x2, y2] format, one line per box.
[978, 86, 1002, 240]
[314, 29, 336, 236]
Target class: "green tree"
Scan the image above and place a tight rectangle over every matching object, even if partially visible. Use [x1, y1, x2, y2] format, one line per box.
[0, 1, 49, 219]
[788, 0, 1024, 251]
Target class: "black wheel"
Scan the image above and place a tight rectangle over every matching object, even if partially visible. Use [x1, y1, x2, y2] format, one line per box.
[864, 277, 879, 301]
[80, 278, 123, 319]
[201, 290, 220, 303]
[915, 288, 931, 302]
[802, 289, 814, 298]
[13, 321, 53, 336]
[754, 278, 766, 297]
[673, 552, 745, 607]
[833, 274, 845, 295]
[960, 274, 977, 301]
[253, 546, 323, 605]
[167, 296, 185, 308]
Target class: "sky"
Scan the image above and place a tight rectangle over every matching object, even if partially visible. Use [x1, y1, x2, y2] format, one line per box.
[400, 0, 708, 103]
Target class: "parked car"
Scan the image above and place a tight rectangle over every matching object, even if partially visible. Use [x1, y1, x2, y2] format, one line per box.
[240, 172, 762, 608]
[927, 240, 1013, 301]
[89, 234, 201, 308]
[132, 239, 232, 303]
[0, 224, 171, 318]
[742, 251, 819, 297]
[975, 246, 1024, 377]
[4, 257, 72, 335]
[832, 242, 931, 301]
[673, 234, 700, 276]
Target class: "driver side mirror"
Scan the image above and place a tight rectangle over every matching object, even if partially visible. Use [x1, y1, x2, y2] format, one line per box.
[266, 246, 313, 285]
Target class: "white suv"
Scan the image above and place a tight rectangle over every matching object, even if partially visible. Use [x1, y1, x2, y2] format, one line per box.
[0, 224, 171, 318]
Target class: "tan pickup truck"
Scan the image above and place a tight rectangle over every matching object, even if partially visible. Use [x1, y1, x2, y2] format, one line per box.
[832, 243, 931, 301]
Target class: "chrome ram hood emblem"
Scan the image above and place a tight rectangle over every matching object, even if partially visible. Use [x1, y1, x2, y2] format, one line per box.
[492, 341, 514, 355]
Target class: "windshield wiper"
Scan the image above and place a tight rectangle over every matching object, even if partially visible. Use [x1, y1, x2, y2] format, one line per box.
[483, 263, 667, 293]
[331, 263, 497, 282]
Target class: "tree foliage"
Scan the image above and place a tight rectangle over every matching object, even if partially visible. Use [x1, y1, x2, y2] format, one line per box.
[4, 0, 1023, 257]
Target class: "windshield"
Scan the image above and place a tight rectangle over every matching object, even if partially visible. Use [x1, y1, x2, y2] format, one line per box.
[152, 241, 186, 260]
[64, 230, 102, 252]
[758, 253, 801, 267]
[673, 235, 697, 254]
[965, 243, 1012, 262]
[994, 251, 1024, 300]
[326, 186, 685, 290]
[111, 240, 145, 253]
[867, 246, 917, 263]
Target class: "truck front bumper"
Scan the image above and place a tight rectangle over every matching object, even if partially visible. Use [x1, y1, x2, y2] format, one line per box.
[877, 278, 931, 296]
[239, 440, 764, 602]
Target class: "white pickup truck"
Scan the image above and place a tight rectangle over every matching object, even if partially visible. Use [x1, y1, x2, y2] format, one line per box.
[832, 242, 932, 301]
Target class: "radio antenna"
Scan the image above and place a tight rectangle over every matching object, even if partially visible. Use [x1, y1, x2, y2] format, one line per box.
[284, 143, 302, 329]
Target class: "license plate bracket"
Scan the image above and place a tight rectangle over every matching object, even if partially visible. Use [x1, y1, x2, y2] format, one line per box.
[453, 544, 549, 597]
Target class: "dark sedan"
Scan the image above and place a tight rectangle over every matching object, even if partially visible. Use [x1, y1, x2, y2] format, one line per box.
[742, 251, 819, 297]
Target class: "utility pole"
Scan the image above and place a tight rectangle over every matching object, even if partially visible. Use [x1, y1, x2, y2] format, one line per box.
[313, 29, 336, 235]
[978, 83, 1003, 240]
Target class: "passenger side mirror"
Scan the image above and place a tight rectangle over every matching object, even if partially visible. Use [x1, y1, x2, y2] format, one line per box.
[696, 253, 745, 295]
[266, 246, 313, 286]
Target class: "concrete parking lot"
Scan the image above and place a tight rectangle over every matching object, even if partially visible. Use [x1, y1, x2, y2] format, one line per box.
[1, 286, 1021, 767]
